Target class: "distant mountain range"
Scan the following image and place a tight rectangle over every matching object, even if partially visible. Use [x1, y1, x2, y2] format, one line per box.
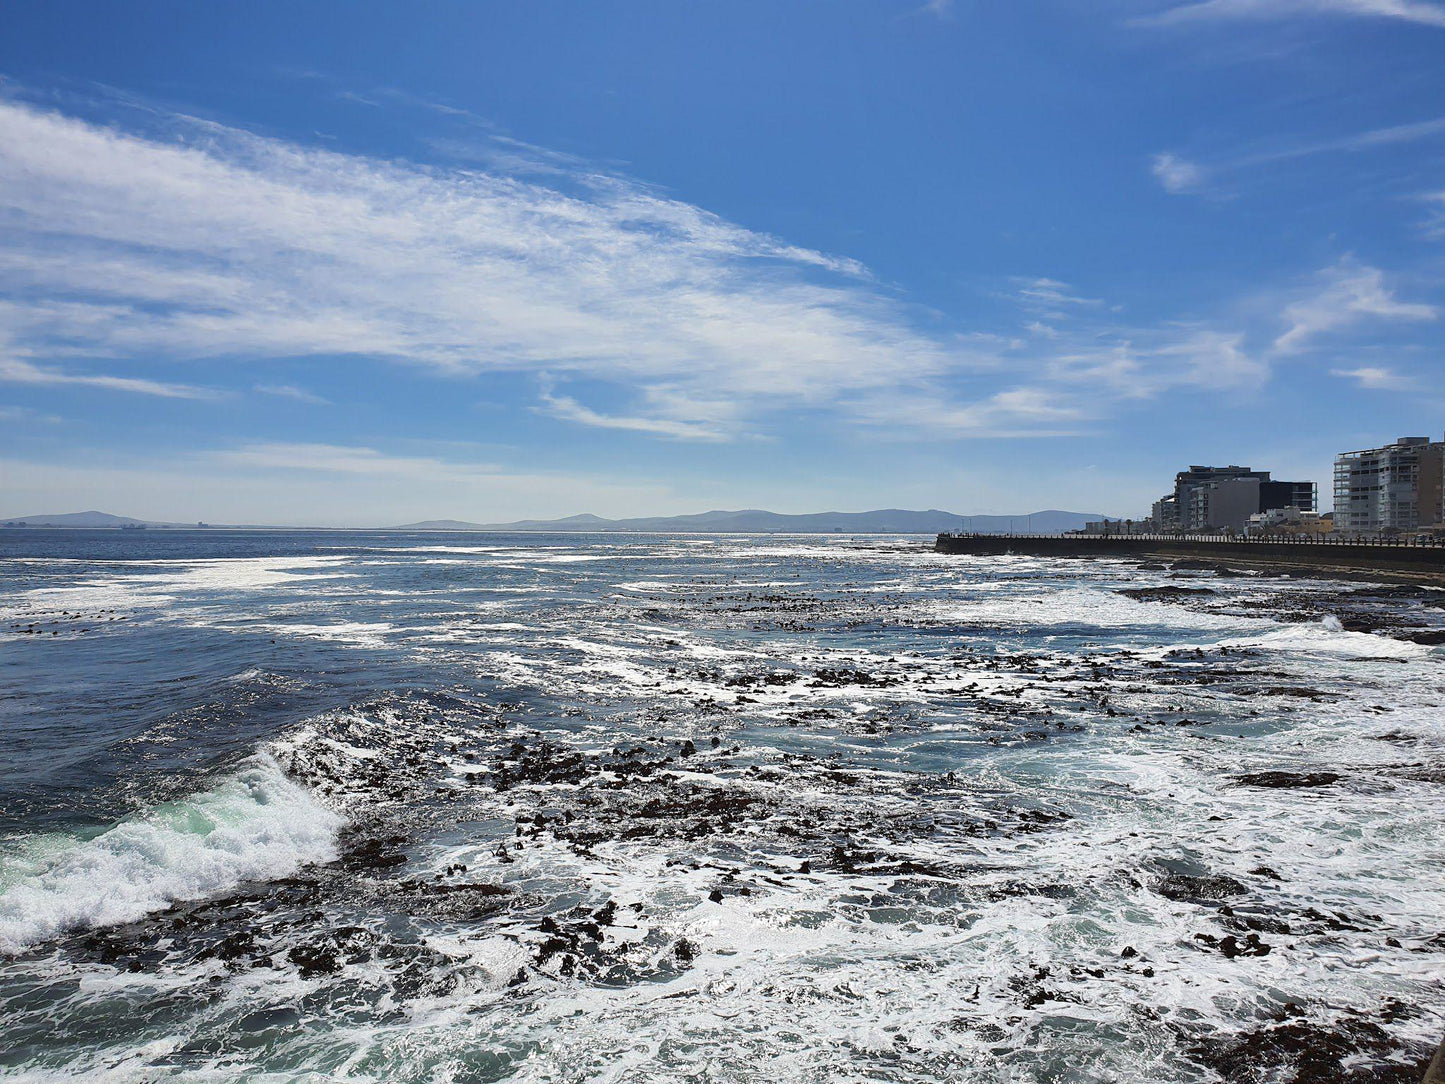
[3, 510, 233, 529]
[391, 508, 1106, 534]
[4, 510, 166, 528]
[4, 508, 1107, 534]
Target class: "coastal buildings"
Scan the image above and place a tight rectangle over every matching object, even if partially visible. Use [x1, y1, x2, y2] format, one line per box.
[1246, 507, 1333, 536]
[1151, 495, 1179, 532]
[1184, 476, 1261, 533]
[1333, 435, 1445, 533]
[1060, 434, 1445, 540]
[1147, 465, 1317, 534]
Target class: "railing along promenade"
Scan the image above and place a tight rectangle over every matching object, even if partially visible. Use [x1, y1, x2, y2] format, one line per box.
[934, 531, 1445, 576]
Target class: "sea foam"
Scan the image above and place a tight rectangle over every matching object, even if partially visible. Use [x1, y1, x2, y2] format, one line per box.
[1220, 614, 1430, 659]
[0, 754, 342, 954]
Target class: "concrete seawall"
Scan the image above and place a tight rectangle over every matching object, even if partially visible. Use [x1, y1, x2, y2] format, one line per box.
[934, 534, 1445, 582]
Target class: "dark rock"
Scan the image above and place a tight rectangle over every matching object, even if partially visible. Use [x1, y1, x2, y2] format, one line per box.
[1261, 687, 1331, 701]
[287, 942, 340, 977]
[1187, 1014, 1432, 1084]
[1119, 586, 1217, 601]
[392, 880, 512, 920]
[1155, 873, 1247, 903]
[1217, 933, 1271, 958]
[285, 925, 377, 978]
[1296, 906, 1379, 934]
[1233, 771, 1341, 789]
[1401, 629, 1445, 645]
[204, 930, 258, 964]
[341, 836, 409, 871]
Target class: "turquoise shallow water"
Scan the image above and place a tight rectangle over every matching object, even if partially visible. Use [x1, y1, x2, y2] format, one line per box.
[0, 529, 1442, 1082]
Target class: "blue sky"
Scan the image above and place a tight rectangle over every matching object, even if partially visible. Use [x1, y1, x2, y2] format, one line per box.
[1, 0, 1443, 525]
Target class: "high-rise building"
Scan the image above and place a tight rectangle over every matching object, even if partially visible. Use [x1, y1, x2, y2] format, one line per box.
[1150, 465, 1317, 532]
[1151, 495, 1179, 532]
[1260, 480, 1319, 515]
[1333, 435, 1445, 533]
[1185, 477, 1264, 532]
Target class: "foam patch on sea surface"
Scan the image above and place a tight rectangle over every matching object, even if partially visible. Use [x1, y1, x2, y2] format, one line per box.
[1, 555, 358, 632]
[929, 585, 1270, 633]
[0, 755, 342, 954]
[1220, 615, 1431, 659]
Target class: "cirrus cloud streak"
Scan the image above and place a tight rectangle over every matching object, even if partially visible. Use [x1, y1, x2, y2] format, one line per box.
[0, 98, 1022, 437]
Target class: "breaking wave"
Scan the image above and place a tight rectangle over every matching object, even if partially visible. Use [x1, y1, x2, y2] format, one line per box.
[0, 755, 342, 954]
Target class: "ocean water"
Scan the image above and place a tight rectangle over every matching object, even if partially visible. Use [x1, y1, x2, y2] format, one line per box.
[1, 529, 1442, 1083]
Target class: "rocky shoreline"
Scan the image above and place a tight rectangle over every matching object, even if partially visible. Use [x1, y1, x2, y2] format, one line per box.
[4, 538, 1442, 1081]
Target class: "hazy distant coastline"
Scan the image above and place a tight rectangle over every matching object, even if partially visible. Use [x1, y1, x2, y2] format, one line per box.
[3, 508, 1107, 535]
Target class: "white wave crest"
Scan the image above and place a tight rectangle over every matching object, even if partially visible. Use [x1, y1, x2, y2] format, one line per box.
[0, 755, 343, 954]
[1220, 615, 1430, 660]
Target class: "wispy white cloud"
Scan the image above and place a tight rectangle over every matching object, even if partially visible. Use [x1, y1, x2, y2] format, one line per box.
[1141, 0, 1445, 28]
[848, 385, 1090, 439]
[994, 260, 1434, 414]
[0, 97, 942, 439]
[1315, 115, 1445, 152]
[1274, 261, 1436, 354]
[892, 0, 957, 22]
[914, 0, 956, 18]
[1, 96, 1432, 447]
[0, 357, 216, 399]
[1151, 152, 1206, 194]
[213, 442, 495, 478]
[999, 274, 1276, 401]
[1330, 365, 1416, 390]
[1020, 261, 1440, 410]
[254, 383, 330, 405]
[1047, 329, 1268, 398]
[1013, 277, 1102, 310]
[537, 387, 732, 442]
[1152, 116, 1445, 195]
[1422, 189, 1445, 237]
[0, 404, 62, 423]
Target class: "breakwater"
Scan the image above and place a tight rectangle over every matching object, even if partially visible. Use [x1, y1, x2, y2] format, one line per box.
[935, 532, 1445, 580]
